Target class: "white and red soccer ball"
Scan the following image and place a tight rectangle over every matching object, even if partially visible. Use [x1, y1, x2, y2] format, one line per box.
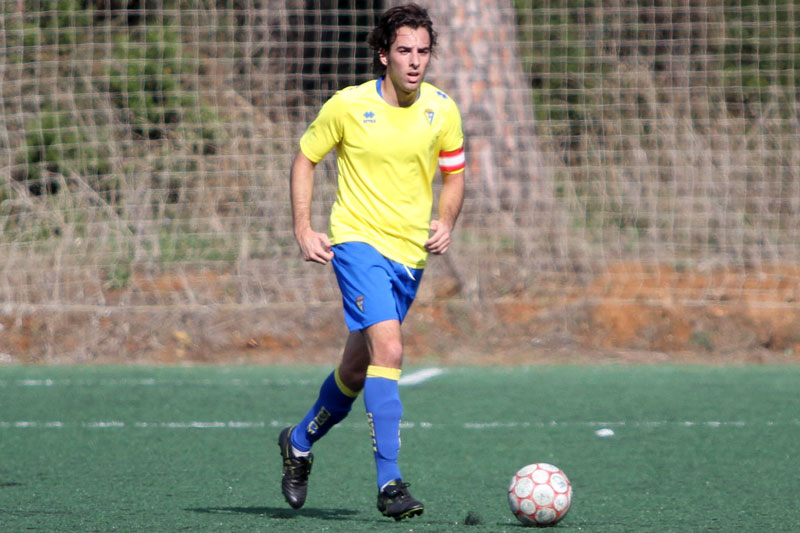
[508, 463, 572, 526]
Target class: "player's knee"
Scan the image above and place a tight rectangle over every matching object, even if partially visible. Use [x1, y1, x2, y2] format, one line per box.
[373, 339, 403, 368]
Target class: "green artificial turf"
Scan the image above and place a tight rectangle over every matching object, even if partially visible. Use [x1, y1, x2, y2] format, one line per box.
[1, 365, 798, 531]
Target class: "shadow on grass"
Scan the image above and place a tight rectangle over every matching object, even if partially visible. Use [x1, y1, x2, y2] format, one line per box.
[187, 506, 359, 521]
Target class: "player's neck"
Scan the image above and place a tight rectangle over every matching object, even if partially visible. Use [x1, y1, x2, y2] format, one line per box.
[379, 76, 419, 108]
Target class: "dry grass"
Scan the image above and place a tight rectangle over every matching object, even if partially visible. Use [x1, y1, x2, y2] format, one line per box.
[1, 3, 799, 363]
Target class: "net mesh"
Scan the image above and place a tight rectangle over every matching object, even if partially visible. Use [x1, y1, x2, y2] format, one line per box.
[2, 0, 799, 314]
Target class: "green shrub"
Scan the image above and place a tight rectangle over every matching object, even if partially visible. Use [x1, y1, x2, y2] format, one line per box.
[21, 105, 112, 196]
[514, 0, 800, 129]
[13, 4, 221, 205]
[22, 0, 91, 49]
[105, 24, 198, 139]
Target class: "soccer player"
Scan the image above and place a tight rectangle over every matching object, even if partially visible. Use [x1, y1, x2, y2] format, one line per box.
[279, 3, 466, 521]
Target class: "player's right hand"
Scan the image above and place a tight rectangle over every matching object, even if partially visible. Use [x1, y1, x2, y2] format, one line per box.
[295, 228, 334, 264]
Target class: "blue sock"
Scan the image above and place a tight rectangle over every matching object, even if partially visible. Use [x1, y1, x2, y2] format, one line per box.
[364, 365, 403, 489]
[291, 367, 359, 452]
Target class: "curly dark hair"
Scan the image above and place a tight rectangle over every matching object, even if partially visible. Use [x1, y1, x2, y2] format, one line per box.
[366, 3, 437, 75]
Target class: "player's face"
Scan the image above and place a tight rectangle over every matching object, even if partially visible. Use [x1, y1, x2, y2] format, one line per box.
[380, 25, 432, 102]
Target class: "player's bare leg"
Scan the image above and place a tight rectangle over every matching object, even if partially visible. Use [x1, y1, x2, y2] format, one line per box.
[338, 330, 371, 392]
[363, 319, 404, 370]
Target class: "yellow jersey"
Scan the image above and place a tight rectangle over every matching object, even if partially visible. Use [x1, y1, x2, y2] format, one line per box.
[299, 78, 465, 269]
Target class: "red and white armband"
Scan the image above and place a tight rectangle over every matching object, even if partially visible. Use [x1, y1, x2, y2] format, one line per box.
[438, 147, 466, 173]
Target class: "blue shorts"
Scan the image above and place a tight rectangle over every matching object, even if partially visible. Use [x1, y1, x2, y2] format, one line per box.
[331, 242, 424, 332]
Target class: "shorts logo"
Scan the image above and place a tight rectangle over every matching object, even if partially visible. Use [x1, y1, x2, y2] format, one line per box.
[356, 295, 365, 312]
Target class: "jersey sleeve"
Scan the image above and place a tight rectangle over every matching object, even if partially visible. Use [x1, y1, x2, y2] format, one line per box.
[437, 101, 466, 174]
[299, 92, 344, 163]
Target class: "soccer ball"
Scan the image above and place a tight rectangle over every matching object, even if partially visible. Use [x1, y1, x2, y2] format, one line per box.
[508, 463, 572, 526]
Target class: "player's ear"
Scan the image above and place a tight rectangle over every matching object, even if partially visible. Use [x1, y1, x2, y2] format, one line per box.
[378, 50, 389, 67]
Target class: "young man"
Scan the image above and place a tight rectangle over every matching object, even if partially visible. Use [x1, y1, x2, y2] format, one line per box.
[279, 3, 465, 521]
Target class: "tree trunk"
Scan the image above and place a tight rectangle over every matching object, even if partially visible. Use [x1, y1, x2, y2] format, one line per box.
[408, 0, 553, 216]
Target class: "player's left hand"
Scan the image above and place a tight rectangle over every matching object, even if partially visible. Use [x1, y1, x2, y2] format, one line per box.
[424, 219, 452, 255]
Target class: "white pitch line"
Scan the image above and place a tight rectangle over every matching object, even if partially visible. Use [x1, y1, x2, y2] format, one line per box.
[2, 419, 797, 430]
[19, 379, 56, 387]
[7, 378, 319, 387]
[399, 367, 444, 386]
[84, 421, 125, 428]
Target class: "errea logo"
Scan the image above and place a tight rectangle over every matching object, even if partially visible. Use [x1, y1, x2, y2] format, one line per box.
[362, 111, 376, 124]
